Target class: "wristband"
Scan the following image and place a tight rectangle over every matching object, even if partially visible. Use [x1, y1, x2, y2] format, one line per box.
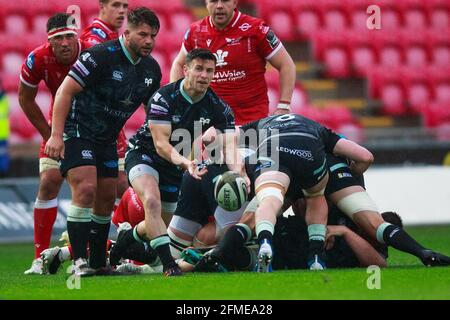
[276, 101, 291, 110]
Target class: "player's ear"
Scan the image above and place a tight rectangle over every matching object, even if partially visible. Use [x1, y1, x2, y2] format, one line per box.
[183, 63, 189, 77]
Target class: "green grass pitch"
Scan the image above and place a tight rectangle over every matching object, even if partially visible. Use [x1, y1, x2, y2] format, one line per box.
[1, 225, 450, 300]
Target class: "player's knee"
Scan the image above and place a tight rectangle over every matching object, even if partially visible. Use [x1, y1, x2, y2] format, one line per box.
[142, 194, 162, 216]
[39, 172, 62, 198]
[75, 183, 97, 205]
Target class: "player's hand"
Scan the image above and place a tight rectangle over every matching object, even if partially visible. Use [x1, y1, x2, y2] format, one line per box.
[188, 160, 208, 180]
[325, 225, 348, 250]
[242, 173, 251, 194]
[44, 135, 65, 160]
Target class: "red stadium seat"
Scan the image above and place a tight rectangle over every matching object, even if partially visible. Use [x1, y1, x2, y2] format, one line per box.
[322, 10, 348, 31]
[374, 31, 403, 68]
[169, 10, 193, 38]
[2, 52, 25, 76]
[381, 84, 407, 116]
[324, 47, 350, 78]
[431, 46, 450, 67]
[347, 31, 378, 76]
[429, 8, 450, 29]
[266, 11, 296, 41]
[295, 9, 322, 39]
[4, 15, 29, 36]
[404, 9, 428, 30]
[422, 102, 450, 128]
[31, 15, 50, 38]
[1, 74, 20, 92]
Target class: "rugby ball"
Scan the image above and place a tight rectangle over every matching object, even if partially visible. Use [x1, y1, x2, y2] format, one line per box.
[214, 171, 248, 212]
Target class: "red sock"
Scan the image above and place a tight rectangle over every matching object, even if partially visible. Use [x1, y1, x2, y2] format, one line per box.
[34, 199, 58, 258]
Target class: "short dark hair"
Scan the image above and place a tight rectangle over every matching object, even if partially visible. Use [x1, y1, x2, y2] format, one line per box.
[186, 48, 217, 66]
[47, 13, 76, 33]
[381, 211, 404, 228]
[128, 7, 160, 30]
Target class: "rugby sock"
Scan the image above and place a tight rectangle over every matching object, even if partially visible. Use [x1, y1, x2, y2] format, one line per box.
[256, 221, 274, 245]
[88, 214, 111, 269]
[60, 246, 72, 261]
[150, 235, 173, 270]
[377, 223, 427, 258]
[307, 224, 326, 260]
[33, 198, 58, 258]
[217, 224, 252, 260]
[67, 205, 92, 260]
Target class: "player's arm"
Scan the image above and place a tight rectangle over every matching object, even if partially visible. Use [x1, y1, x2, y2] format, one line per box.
[332, 138, 374, 175]
[326, 225, 387, 267]
[170, 47, 187, 82]
[45, 77, 83, 159]
[150, 123, 205, 179]
[267, 47, 296, 115]
[18, 82, 51, 141]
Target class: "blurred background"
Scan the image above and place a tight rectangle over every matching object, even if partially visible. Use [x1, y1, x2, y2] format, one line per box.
[0, 0, 449, 240]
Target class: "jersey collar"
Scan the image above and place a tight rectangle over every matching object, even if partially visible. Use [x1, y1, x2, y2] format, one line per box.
[119, 35, 142, 65]
[208, 10, 241, 32]
[180, 79, 207, 104]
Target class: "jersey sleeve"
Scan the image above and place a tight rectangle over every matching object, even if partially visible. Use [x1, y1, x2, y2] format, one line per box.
[320, 127, 342, 154]
[81, 27, 108, 48]
[20, 51, 42, 88]
[181, 26, 194, 54]
[211, 97, 236, 133]
[255, 21, 283, 60]
[147, 91, 172, 125]
[68, 46, 106, 88]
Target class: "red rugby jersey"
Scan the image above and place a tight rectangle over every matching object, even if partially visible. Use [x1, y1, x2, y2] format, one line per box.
[183, 11, 283, 125]
[20, 41, 82, 119]
[81, 18, 119, 47]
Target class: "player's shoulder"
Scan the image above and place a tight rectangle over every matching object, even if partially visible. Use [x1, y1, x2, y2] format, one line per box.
[237, 13, 267, 32]
[24, 43, 51, 70]
[142, 54, 162, 73]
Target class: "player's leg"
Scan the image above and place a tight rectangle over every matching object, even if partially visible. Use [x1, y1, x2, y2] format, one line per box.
[88, 143, 118, 270]
[25, 146, 64, 274]
[330, 185, 450, 266]
[253, 170, 290, 272]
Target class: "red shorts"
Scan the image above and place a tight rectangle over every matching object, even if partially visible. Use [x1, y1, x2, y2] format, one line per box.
[117, 129, 127, 159]
[112, 187, 145, 228]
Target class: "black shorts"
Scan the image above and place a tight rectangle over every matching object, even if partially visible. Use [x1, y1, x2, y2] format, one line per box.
[252, 135, 328, 200]
[325, 154, 365, 196]
[174, 165, 228, 225]
[60, 137, 118, 178]
[124, 148, 184, 205]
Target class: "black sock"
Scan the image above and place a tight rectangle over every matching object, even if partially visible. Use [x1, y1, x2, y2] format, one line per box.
[383, 225, 427, 258]
[217, 225, 250, 259]
[151, 235, 174, 270]
[230, 246, 253, 270]
[88, 221, 110, 269]
[125, 242, 158, 264]
[258, 230, 273, 245]
[67, 221, 90, 260]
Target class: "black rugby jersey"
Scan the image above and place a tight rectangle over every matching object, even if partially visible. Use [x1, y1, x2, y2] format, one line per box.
[128, 78, 235, 164]
[240, 113, 341, 154]
[66, 36, 161, 144]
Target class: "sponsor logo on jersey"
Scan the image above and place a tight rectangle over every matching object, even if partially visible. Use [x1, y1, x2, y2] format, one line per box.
[145, 78, 153, 86]
[81, 52, 97, 67]
[213, 50, 228, 67]
[206, 39, 212, 47]
[276, 146, 314, 161]
[184, 29, 190, 41]
[112, 70, 123, 81]
[153, 92, 162, 102]
[141, 154, 153, 163]
[26, 53, 35, 70]
[266, 29, 280, 49]
[225, 37, 242, 46]
[199, 117, 211, 125]
[150, 104, 168, 113]
[213, 70, 246, 82]
[92, 27, 107, 39]
[259, 25, 270, 34]
[103, 160, 118, 168]
[81, 150, 93, 160]
[172, 115, 181, 124]
[338, 172, 353, 179]
[238, 23, 251, 31]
